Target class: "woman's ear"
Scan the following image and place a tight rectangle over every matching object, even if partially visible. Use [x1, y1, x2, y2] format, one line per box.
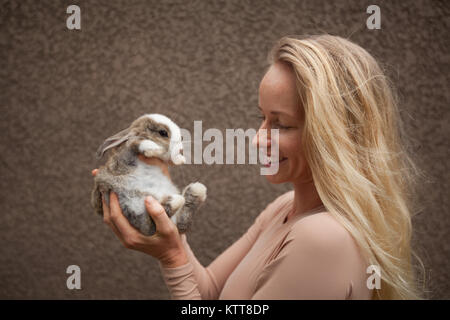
[96, 127, 133, 159]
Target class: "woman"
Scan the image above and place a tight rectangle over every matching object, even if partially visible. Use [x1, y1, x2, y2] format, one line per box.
[92, 34, 424, 299]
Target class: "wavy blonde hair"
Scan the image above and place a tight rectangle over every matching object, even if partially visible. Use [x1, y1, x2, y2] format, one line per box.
[268, 34, 426, 299]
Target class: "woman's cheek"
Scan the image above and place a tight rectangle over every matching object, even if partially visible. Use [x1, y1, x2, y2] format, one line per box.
[285, 140, 301, 157]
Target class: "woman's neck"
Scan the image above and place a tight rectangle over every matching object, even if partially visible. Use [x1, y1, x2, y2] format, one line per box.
[290, 180, 324, 219]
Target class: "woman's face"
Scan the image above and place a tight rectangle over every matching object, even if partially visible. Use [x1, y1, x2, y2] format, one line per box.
[252, 61, 309, 184]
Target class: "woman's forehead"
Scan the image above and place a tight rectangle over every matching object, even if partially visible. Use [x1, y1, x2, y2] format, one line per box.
[259, 62, 301, 117]
[260, 62, 296, 90]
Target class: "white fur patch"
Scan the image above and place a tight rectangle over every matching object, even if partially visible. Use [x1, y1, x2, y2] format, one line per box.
[170, 194, 185, 211]
[144, 114, 185, 165]
[146, 114, 181, 142]
[189, 182, 207, 202]
[123, 160, 180, 209]
[138, 139, 163, 153]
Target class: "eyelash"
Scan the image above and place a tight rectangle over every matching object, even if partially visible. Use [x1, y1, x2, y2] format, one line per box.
[256, 115, 290, 129]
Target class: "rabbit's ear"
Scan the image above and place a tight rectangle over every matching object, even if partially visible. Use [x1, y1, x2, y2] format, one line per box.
[96, 127, 133, 159]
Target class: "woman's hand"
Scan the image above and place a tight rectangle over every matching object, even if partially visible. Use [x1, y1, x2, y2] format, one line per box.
[91, 158, 188, 268]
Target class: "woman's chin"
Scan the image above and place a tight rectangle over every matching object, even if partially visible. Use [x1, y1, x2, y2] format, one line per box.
[261, 159, 289, 183]
[264, 172, 287, 184]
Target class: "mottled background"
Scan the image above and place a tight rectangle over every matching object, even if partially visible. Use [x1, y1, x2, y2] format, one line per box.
[0, 0, 448, 299]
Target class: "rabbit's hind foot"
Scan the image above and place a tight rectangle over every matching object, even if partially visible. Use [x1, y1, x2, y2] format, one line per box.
[183, 182, 207, 205]
[161, 194, 185, 217]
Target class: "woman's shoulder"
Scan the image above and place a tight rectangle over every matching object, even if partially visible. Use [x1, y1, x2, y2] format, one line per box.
[284, 210, 367, 274]
[289, 211, 351, 247]
[284, 212, 371, 300]
[288, 211, 370, 292]
[285, 212, 354, 261]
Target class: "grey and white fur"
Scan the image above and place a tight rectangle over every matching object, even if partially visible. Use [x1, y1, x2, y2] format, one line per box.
[91, 113, 207, 236]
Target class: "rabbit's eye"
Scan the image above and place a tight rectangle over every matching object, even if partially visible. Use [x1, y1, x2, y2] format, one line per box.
[158, 130, 168, 138]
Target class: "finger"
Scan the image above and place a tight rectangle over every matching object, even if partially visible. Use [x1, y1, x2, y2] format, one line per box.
[101, 193, 110, 218]
[145, 196, 175, 235]
[101, 193, 132, 246]
[108, 192, 142, 242]
[102, 194, 118, 229]
[92, 169, 99, 176]
[107, 215, 125, 241]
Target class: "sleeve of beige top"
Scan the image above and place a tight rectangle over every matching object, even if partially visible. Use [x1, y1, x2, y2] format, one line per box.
[251, 215, 355, 300]
[158, 201, 273, 300]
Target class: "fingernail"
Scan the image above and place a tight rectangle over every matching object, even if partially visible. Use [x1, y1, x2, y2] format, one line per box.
[145, 196, 153, 203]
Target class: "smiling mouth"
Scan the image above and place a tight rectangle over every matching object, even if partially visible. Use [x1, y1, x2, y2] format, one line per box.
[262, 157, 288, 167]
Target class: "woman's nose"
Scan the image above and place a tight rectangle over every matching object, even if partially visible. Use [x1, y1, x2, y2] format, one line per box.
[252, 128, 271, 149]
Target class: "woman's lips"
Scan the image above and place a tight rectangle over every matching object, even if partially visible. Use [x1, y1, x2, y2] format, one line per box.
[262, 157, 287, 167]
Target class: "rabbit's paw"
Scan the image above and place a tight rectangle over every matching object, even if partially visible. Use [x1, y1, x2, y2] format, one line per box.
[161, 194, 185, 216]
[186, 182, 207, 202]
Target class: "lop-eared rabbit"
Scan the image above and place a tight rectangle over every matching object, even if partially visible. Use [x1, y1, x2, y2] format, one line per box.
[91, 114, 207, 236]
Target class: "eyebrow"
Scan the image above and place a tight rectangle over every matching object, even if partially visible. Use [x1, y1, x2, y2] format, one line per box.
[258, 106, 294, 117]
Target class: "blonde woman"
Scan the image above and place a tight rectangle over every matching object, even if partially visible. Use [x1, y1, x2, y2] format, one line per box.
[92, 34, 424, 299]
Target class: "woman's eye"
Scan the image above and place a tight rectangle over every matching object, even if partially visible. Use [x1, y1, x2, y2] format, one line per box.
[256, 114, 292, 130]
[158, 129, 168, 137]
[273, 123, 290, 130]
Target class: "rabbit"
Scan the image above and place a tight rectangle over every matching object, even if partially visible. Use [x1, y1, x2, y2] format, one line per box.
[91, 113, 207, 236]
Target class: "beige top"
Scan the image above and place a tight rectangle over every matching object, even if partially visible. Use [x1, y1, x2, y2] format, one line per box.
[159, 191, 373, 300]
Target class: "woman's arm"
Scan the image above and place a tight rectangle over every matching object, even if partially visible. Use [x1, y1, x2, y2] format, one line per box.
[94, 165, 268, 299]
[159, 209, 266, 299]
[93, 161, 288, 300]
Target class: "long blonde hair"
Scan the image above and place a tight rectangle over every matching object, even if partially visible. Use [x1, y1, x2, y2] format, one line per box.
[268, 34, 426, 299]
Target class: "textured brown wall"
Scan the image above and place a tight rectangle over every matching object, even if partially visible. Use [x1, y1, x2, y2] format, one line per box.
[0, 0, 448, 299]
